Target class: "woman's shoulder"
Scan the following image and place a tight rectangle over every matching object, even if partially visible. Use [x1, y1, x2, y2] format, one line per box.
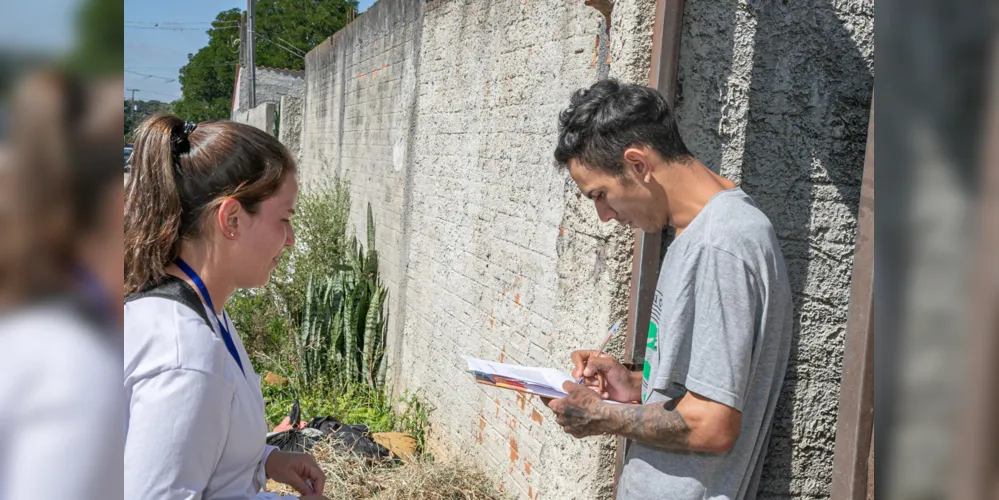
[124, 296, 229, 381]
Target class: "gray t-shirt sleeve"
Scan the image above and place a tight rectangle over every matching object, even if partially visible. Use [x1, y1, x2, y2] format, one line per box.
[651, 244, 759, 412]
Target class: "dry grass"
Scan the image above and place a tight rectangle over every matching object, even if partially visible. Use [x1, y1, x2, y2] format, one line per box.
[267, 441, 508, 500]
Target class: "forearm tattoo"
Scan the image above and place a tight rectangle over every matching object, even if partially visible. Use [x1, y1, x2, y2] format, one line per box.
[603, 402, 692, 451]
[556, 389, 692, 451]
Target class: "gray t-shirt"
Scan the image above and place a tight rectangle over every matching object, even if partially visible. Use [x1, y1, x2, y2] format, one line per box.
[617, 188, 793, 500]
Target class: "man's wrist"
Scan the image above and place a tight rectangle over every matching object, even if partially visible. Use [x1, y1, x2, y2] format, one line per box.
[594, 401, 624, 435]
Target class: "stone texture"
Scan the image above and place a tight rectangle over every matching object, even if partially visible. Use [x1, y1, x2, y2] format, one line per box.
[234, 66, 306, 115]
[233, 102, 276, 136]
[674, 0, 874, 497]
[278, 95, 304, 161]
[294, 0, 874, 497]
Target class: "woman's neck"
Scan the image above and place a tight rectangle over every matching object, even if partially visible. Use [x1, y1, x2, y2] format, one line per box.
[166, 245, 234, 315]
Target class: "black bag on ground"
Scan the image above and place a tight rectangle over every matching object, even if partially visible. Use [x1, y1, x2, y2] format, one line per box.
[265, 401, 393, 460]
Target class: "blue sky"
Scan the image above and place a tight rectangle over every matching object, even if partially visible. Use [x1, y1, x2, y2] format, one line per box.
[1, 0, 79, 53]
[125, 0, 378, 102]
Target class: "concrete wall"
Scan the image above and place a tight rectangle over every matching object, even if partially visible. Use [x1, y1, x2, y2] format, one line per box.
[296, 0, 873, 497]
[233, 102, 276, 136]
[235, 66, 305, 113]
[299, 0, 636, 497]
[278, 95, 304, 160]
[673, 0, 873, 497]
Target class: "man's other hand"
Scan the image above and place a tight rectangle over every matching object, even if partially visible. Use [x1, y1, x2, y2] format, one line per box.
[543, 381, 610, 438]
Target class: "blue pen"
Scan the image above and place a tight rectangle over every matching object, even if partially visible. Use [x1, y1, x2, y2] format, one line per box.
[577, 319, 623, 385]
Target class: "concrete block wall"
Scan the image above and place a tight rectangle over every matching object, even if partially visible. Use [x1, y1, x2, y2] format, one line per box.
[298, 0, 633, 497]
[673, 0, 873, 497]
[278, 95, 304, 161]
[295, 0, 874, 497]
[236, 66, 305, 113]
[233, 102, 276, 136]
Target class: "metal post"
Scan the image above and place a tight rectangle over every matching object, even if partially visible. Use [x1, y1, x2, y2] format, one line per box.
[246, 0, 257, 109]
[613, 0, 686, 496]
[830, 103, 875, 500]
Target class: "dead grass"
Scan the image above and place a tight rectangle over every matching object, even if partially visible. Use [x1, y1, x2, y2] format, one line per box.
[267, 440, 508, 500]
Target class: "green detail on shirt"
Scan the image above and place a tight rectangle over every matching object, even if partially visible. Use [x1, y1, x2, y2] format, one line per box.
[643, 322, 658, 382]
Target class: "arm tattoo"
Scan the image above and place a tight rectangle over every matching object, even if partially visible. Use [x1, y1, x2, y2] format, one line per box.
[598, 401, 692, 451]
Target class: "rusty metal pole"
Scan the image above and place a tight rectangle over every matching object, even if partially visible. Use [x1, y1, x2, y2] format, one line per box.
[830, 103, 875, 500]
[951, 36, 999, 500]
[613, 0, 686, 495]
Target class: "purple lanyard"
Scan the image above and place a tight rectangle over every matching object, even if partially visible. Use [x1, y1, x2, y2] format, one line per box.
[175, 258, 245, 376]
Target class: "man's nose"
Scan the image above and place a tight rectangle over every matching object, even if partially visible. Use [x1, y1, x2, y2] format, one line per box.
[595, 201, 617, 223]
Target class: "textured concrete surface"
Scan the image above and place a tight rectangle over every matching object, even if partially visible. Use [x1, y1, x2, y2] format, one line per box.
[674, 0, 873, 497]
[278, 95, 303, 161]
[233, 102, 276, 135]
[234, 66, 305, 114]
[293, 0, 873, 497]
[298, 0, 634, 497]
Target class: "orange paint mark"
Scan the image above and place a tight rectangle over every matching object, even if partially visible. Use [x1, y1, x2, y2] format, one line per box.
[479, 415, 487, 430]
[509, 438, 519, 462]
[529, 486, 534, 498]
[498, 345, 506, 362]
[525, 462, 532, 475]
[495, 398, 501, 416]
[516, 392, 526, 411]
[559, 226, 567, 236]
[500, 483, 505, 493]
[531, 409, 544, 425]
[508, 417, 517, 431]
[514, 293, 520, 306]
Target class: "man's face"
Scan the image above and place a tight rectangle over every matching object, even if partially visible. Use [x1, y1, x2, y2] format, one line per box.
[567, 158, 668, 232]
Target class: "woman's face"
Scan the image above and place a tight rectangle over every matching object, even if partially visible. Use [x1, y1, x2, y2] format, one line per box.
[233, 174, 298, 288]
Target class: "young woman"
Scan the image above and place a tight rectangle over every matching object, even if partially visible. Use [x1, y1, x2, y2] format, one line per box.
[123, 114, 328, 500]
[0, 70, 124, 500]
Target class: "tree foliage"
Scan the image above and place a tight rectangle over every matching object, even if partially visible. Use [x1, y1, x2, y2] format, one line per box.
[172, 0, 358, 122]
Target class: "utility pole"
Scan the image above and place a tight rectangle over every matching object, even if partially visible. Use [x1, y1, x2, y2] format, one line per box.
[126, 88, 139, 140]
[246, 0, 257, 109]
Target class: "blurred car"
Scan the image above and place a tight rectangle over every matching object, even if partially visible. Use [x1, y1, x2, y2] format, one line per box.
[124, 145, 133, 172]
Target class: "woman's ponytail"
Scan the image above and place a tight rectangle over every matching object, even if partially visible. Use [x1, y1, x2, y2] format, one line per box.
[123, 114, 187, 295]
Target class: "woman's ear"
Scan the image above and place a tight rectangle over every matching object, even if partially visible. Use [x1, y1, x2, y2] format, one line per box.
[216, 198, 242, 239]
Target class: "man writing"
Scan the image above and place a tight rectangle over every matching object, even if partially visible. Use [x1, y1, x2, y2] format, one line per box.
[544, 79, 793, 499]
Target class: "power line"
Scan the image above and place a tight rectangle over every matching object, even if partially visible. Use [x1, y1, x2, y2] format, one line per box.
[125, 63, 237, 70]
[125, 70, 176, 83]
[125, 89, 181, 100]
[126, 19, 238, 24]
[125, 25, 238, 31]
[255, 32, 305, 59]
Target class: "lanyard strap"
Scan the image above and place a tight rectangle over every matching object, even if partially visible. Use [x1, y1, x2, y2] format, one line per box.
[175, 258, 245, 376]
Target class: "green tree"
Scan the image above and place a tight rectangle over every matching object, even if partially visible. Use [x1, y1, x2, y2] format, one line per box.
[173, 0, 358, 122]
[125, 100, 173, 141]
[172, 10, 242, 122]
[73, 0, 123, 76]
[254, 0, 357, 71]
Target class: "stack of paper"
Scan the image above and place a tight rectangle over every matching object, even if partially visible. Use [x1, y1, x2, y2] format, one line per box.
[461, 356, 579, 399]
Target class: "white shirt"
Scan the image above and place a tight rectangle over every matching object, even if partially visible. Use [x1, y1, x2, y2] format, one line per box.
[0, 302, 123, 500]
[124, 295, 295, 500]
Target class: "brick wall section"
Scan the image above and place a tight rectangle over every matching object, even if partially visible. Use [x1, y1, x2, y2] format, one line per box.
[673, 0, 873, 497]
[299, 0, 629, 498]
[296, 0, 874, 497]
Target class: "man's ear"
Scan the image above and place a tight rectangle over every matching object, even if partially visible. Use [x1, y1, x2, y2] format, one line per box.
[623, 147, 653, 183]
[216, 198, 242, 239]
